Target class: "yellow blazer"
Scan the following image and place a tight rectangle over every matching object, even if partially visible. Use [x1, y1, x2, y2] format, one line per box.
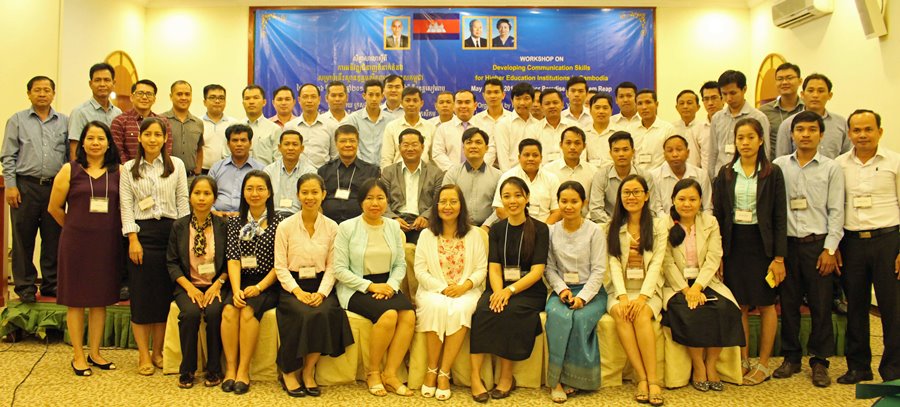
[662, 212, 738, 307]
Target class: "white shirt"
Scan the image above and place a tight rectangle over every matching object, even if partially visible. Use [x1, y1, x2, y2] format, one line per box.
[585, 125, 617, 167]
[320, 110, 352, 128]
[284, 114, 336, 168]
[402, 162, 422, 215]
[630, 118, 674, 171]
[494, 114, 539, 172]
[245, 116, 282, 166]
[835, 147, 900, 231]
[528, 117, 578, 163]
[120, 156, 190, 235]
[561, 107, 593, 131]
[609, 113, 641, 132]
[200, 115, 236, 169]
[648, 163, 712, 217]
[380, 115, 436, 168]
[426, 115, 453, 129]
[432, 116, 496, 171]
[673, 117, 709, 168]
[545, 158, 597, 214]
[471, 109, 515, 140]
[493, 166, 561, 223]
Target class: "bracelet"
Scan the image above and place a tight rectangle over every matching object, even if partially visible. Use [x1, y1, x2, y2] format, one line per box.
[255, 284, 262, 291]
[773, 258, 784, 263]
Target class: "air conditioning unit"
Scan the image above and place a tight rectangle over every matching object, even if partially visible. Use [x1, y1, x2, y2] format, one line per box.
[772, 0, 834, 28]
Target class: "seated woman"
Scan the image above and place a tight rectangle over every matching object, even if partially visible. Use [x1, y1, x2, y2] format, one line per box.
[166, 176, 229, 388]
[220, 170, 286, 394]
[469, 176, 549, 403]
[544, 181, 607, 403]
[605, 174, 667, 406]
[333, 178, 416, 397]
[662, 178, 744, 392]
[414, 184, 487, 401]
[274, 173, 353, 397]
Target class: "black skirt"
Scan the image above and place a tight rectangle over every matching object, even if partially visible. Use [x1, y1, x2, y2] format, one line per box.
[223, 284, 279, 321]
[470, 286, 545, 361]
[346, 272, 414, 323]
[724, 224, 775, 306]
[277, 273, 354, 372]
[663, 288, 745, 348]
[128, 219, 175, 324]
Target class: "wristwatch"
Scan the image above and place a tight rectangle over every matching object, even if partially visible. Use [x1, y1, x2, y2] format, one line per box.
[827, 248, 836, 256]
[508, 285, 517, 294]
[217, 278, 226, 285]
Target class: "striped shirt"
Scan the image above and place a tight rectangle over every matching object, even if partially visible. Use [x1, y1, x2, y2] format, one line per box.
[120, 155, 190, 235]
[110, 109, 173, 163]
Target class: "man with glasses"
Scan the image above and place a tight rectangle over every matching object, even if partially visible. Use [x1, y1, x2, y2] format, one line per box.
[162, 80, 204, 178]
[760, 63, 804, 158]
[68, 63, 121, 158]
[199, 84, 236, 174]
[111, 79, 172, 163]
[381, 128, 444, 244]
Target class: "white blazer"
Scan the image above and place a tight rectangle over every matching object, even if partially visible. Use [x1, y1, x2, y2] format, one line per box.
[414, 227, 488, 293]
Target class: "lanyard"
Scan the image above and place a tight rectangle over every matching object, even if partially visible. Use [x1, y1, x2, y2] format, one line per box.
[87, 169, 109, 199]
[503, 221, 524, 267]
[336, 165, 356, 190]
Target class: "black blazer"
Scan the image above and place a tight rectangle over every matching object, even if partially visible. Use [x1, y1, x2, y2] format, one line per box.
[712, 163, 787, 259]
[166, 214, 229, 289]
[464, 37, 488, 48]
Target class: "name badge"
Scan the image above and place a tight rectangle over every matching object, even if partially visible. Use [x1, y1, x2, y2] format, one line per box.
[563, 271, 580, 284]
[790, 197, 808, 210]
[89, 197, 109, 213]
[240, 255, 258, 269]
[198, 262, 216, 277]
[279, 198, 294, 208]
[503, 266, 521, 282]
[725, 144, 736, 154]
[626, 268, 644, 280]
[297, 266, 317, 279]
[684, 267, 700, 279]
[853, 195, 873, 208]
[138, 196, 155, 211]
[735, 210, 753, 223]
[638, 154, 652, 164]
[335, 188, 351, 200]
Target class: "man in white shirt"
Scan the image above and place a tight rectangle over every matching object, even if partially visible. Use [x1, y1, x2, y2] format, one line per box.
[432, 90, 495, 170]
[427, 91, 455, 128]
[529, 89, 577, 163]
[200, 84, 236, 172]
[631, 89, 674, 171]
[380, 86, 436, 168]
[585, 92, 616, 167]
[610, 81, 641, 131]
[649, 134, 711, 217]
[268, 86, 297, 128]
[561, 76, 592, 130]
[673, 89, 707, 168]
[381, 74, 404, 119]
[241, 85, 281, 166]
[494, 82, 538, 171]
[493, 138, 561, 224]
[263, 129, 316, 214]
[320, 80, 352, 127]
[545, 126, 597, 210]
[471, 78, 515, 138]
[531, 89, 545, 121]
[708, 70, 770, 179]
[284, 83, 335, 168]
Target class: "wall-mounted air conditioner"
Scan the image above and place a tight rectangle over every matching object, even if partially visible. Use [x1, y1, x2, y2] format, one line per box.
[772, 0, 834, 28]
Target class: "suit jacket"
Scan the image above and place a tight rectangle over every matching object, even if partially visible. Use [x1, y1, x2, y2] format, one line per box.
[381, 160, 445, 220]
[661, 212, 738, 307]
[385, 35, 409, 48]
[712, 163, 787, 259]
[166, 214, 229, 290]
[464, 37, 488, 48]
[604, 217, 667, 302]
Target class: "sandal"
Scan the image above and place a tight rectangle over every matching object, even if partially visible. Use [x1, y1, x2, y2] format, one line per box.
[743, 363, 772, 386]
[152, 357, 164, 369]
[366, 371, 386, 397]
[741, 358, 752, 376]
[649, 382, 665, 406]
[178, 372, 195, 389]
[634, 380, 649, 404]
[204, 372, 223, 387]
[563, 385, 578, 395]
[382, 374, 414, 396]
[421, 367, 438, 398]
[138, 363, 155, 376]
[551, 386, 568, 403]
[435, 370, 452, 401]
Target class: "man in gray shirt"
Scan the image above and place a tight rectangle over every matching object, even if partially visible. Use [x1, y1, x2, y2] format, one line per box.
[162, 81, 204, 178]
[774, 73, 851, 159]
[1, 76, 69, 302]
[707, 70, 771, 179]
[760, 63, 804, 157]
[442, 127, 501, 227]
[68, 63, 122, 158]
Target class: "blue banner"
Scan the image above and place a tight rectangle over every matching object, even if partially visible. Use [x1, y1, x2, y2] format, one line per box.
[252, 7, 655, 118]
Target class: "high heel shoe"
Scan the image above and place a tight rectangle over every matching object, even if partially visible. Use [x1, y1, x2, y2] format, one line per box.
[71, 361, 92, 377]
[421, 367, 438, 398]
[278, 374, 306, 398]
[382, 373, 414, 396]
[87, 355, 116, 370]
[435, 370, 452, 401]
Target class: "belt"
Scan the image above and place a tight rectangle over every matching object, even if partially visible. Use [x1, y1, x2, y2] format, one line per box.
[788, 234, 827, 244]
[18, 175, 54, 186]
[844, 226, 899, 239]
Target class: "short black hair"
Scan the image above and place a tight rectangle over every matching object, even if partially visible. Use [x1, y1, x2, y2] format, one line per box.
[791, 110, 825, 133]
[203, 84, 225, 99]
[131, 79, 157, 94]
[170, 80, 191, 92]
[279, 129, 303, 144]
[299, 83, 320, 97]
[615, 81, 637, 96]
[242, 84, 266, 99]
[398, 127, 424, 144]
[539, 89, 563, 104]
[89, 63, 115, 80]
[608, 131, 634, 148]
[334, 124, 360, 141]
[273, 85, 295, 99]
[566, 76, 588, 91]
[664, 134, 689, 149]
[561, 126, 586, 143]
[802, 73, 833, 92]
[700, 81, 722, 96]
[363, 79, 383, 93]
[518, 138, 542, 155]
[455, 89, 476, 101]
[461, 127, 489, 144]
[636, 89, 657, 102]
[776, 62, 801, 77]
[225, 123, 253, 142]
[848, 109, 881, 128]
[483, 78, 503, 90]
[326, 81, 347, 95]
[383, 74, 404, 87]
[718, 70, 747, 89]
[589, 92, 614, 108]
[676, 89, 699, 104]
[510, 82, 535, 99]
[401, 86, 422, 99]
[496, 18, 512, 29]
[357, 178, 389, 208]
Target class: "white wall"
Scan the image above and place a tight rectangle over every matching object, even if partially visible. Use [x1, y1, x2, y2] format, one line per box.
[751, 0, 900, 150]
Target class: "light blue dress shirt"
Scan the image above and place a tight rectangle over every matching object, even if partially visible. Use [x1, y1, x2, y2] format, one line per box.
[208, 156, 265, 211]
[773, 152, 845, 251]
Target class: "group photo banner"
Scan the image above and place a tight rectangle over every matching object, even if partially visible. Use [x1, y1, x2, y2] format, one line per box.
[251, 7, 656, 118]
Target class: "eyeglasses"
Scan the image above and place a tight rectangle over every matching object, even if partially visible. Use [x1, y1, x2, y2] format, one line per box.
[400, 142, 421, 149]
[438, 199, 460, 206]
[133, 91, 155, 98]
[206, 96, 226, 102]
[775, 75, 798, 82]
[622, 190, 645, 197]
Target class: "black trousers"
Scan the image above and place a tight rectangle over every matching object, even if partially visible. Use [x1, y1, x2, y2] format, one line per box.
[840, 231, 900, 380]
[10, 177, 61, 297]
[174, 285, 225, 375]
[398, 213, 422, 244]
[781, 238, 834, 366]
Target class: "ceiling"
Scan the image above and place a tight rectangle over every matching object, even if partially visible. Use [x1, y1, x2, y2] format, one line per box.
[141, 0, 761, 9]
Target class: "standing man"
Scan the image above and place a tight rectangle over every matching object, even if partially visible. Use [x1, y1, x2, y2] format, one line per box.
[562, 76, 592, 131]
[381, 74, 404, 119]
[268, 86, 297, 128]
[835, 109, 900, 384]
[347, 79, 391, 165]
[427, 91, 455, 128]
[318, 125, 381, 224]
[631, 89, 674, 171]
[673, 89, 706, 168]
[700, 80, 725, 123]
[1, 76, 68, 302]
[285, 83, 335, 168]
[162, 80, 204, 178]
[68, 63, 121, 158]
[241, 85, 280, 166]
[432, 90, 495, 170]
[775, 73, 851, 159]
[199, 84, 236, 174]
[442, 127, 502, 226]
[380, 87, 436, 168]
[589, 131, 653, 224]
[381, 128, 444, 243]
[264, 129, 316, 214]
[760, 63, 804, 158]
[208, 124, 265, 215]
[649, 135, 711, 217]
[531, 89, 545, 121]
[545, 126, 597, 208]
[111, 79, 173, 163]
[584, 92, 616, 167]
[708, 70, 770, 179]
[321, 81, 352, 127]
[771, 111, 844, 387]
[493, 138, 561, 224]
[494, 82, 538, 171]
[529, 89, 577, 163]
[610, 81, 640, 131]
[471, 78, 514, 138]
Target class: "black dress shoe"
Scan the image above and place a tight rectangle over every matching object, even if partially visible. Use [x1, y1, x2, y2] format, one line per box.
[87, 355, 116, 370]
[19, 294, 36, 304]
[233, 381, 250, 395]
[833, 299, 848, 315]
[773, 360, 801, 378]
[39, 290, 56, 298]
[489, 378, 516, 400]
[837, 370, 873, 384]
[278, 375, 306, 397]
[472, 380, 490, 403]
[71, 361, 92, 377]
[119, 286, 130, 301]
[221, 379, 235, 392]
[304, 385, 321, 397]
[812, 364, 831, 387]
